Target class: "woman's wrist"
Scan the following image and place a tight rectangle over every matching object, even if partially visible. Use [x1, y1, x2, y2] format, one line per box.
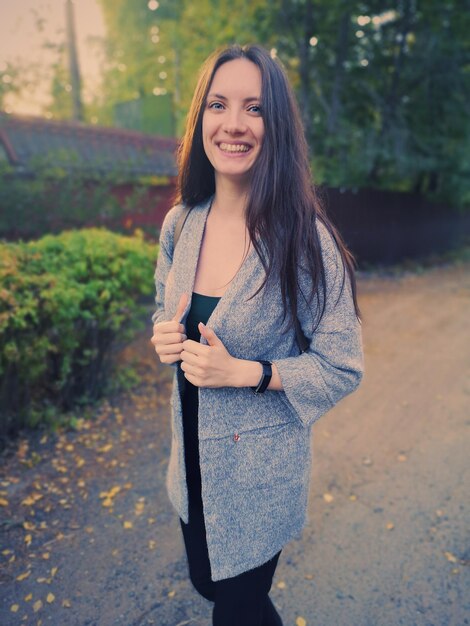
[232, 358, 263, 388]
[231, 358, 283, 391]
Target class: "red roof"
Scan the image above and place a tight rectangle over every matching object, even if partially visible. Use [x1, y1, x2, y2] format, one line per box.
[0, 112, 178, 178]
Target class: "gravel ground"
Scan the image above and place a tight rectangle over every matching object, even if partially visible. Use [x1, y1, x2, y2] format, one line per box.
[0, 261, 469, 626]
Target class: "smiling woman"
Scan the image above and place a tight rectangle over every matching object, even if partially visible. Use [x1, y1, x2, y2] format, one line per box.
[150, 44, 364, 626]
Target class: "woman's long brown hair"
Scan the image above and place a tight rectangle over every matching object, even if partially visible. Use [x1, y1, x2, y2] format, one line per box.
[176, 44, 360, 335]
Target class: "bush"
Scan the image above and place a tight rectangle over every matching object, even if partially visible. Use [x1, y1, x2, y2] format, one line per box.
[0, 228, 157, 440]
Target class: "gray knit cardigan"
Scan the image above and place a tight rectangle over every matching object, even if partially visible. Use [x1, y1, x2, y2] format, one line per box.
[152, 196, 364, 581]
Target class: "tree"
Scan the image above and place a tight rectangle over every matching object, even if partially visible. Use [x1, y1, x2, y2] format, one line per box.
[94, 0, 469, 206]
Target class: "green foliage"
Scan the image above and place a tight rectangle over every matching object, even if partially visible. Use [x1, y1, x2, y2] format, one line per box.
[255, 0, 469, 207]
[96, 0, 264, 133]
[0, 228, 157, 439]
[0, 59, 39, 111]
[93, 0, 469, 208]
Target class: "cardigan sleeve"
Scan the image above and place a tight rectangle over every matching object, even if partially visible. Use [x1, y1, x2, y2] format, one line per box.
[151, 203, 184, 326]
[272, 221, 364, 428]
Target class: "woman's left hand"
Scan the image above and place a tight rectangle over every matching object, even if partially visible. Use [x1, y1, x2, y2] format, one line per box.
[180, 322, 237, 388]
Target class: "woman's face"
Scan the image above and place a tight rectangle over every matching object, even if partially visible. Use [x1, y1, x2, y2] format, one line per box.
[202, 58, 265, 188]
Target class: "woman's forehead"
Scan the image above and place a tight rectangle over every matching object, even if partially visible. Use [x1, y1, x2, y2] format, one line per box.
[209, 58, 262, 97]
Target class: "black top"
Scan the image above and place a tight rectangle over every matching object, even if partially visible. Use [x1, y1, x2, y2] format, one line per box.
[180, 292, 220, 510]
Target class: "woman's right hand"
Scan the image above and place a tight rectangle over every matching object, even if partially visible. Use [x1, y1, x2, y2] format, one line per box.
[151, 293, 189, 364]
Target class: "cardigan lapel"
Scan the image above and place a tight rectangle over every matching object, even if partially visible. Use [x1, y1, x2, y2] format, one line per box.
[201, 241, 258, 344]
[171, 196, 213, 322]
[171, 195, 260, 344]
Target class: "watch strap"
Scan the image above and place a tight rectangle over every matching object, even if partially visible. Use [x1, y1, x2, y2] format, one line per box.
[251, 360, 272, 394]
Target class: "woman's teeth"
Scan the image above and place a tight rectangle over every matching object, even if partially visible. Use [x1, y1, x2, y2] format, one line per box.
[219, 143, 250, 153]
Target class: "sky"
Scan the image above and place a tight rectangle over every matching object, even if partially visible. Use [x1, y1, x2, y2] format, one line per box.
[0, 0, 106, 115]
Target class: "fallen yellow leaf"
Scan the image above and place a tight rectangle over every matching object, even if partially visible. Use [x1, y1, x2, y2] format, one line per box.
[323, 493, 334, 503]
[386, 522, 395, 530]
[296, 617, 307, 626]
[51, 567, 58, 577]
[444, 551, 458, 563]
[276, 581, 286, 589]
[168, 590, 176, 598]
[21, 493, 43, 506]
[24, 534, 32, 545]
[0, 497, 9, 506]
[10, 604, 20, 613]
[123, 521, 133, 529]
[42, 552, 50, 560]
[25, 593, 33, 601]
[16, 570, 31, 581]
[33, 599, 43, 612]
[62, 599, 72, 608]
[46, 593, 55, 603]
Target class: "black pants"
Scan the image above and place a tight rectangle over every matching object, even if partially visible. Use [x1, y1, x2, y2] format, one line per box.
[179, 504, 284, 626]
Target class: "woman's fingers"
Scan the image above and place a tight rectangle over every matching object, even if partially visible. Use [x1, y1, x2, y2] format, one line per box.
[151, 312, 188, 364]
[159, 352, 183, 364]
[151, 331, 186, 346]
[157, 342, 186, 355]
[154, 341, 185, 364]
[180, 348, 201, 366]
[180, 359, 202, 377]
[154, 320, 185, 335]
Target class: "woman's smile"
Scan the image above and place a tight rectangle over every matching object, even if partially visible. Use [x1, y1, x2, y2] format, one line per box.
[218, 142, 252, 154]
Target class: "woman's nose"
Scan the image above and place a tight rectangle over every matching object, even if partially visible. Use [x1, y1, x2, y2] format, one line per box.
[222, 109, 246, 134]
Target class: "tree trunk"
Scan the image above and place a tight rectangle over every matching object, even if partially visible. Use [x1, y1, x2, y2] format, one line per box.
[65, 0, 84, 122]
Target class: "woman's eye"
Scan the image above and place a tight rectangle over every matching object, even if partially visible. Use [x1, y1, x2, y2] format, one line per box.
[248, 104, 262, 114]
[208, 102, 224, 110]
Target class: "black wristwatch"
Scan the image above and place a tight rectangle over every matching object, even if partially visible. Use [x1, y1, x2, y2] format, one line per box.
[251, 360, 273, 395]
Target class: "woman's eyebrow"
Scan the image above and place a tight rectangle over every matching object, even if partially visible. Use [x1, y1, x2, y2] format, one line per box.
[207, 92, 261, 103]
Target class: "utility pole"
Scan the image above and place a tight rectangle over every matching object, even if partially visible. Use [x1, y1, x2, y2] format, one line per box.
[65, 0, 84, 121]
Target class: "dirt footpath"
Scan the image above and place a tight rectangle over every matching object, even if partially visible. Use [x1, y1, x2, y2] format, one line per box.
[1, 261, 469, 626]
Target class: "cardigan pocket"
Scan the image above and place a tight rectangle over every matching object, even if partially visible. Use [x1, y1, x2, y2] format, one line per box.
[230, 420, 307, 490]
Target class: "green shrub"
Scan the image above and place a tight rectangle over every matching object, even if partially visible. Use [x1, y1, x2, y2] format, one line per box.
[0, 228, 157, 440]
